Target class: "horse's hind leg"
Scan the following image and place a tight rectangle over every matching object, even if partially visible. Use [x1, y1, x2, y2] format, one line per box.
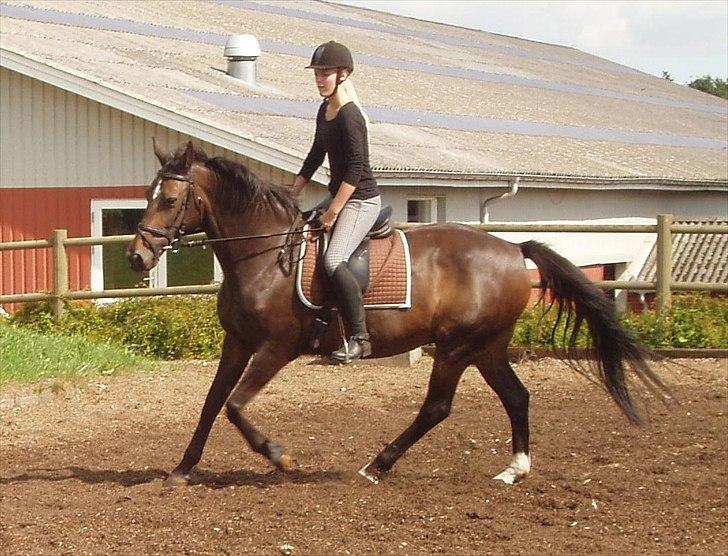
[473, 335, 531, 484]
[359, 348, 468, 483]
[225, 345, 294, 471]
[166, 334, 253, 487]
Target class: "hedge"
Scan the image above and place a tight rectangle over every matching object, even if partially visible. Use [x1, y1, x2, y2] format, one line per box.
[8, 293, 727, 359]
[11, 296, 224, 359]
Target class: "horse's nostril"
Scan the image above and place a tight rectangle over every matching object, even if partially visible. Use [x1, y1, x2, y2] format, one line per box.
[128, 252, 145, 271]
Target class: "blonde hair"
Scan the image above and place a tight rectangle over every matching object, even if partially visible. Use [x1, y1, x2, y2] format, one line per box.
[340, 79, 370, 130]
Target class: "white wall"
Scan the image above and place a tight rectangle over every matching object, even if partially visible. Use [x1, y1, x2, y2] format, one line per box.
[0, 67, 296, 189]
[489, 188, 726, 222]
[367, 185, 725, 271]
[369, 185, 725, 224]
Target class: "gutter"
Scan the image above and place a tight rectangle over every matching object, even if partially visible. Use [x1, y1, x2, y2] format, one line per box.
[481, 177, 519, 222]
[374, 170, 728, 192]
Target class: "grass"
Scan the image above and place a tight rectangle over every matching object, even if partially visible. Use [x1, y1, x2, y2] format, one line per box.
[0, 321, 159, 385]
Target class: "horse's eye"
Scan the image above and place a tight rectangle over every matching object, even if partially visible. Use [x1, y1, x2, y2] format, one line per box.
[164, 197, 178, 207]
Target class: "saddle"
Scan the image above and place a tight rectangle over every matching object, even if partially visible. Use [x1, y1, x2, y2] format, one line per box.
[296, 204, 412, 311]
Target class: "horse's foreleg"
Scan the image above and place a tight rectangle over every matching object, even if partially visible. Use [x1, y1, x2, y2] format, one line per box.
[474, 346, 531, 485]
[225, 346, 293, 471]
[359, 349, 468, 483]
[165, 335, 253, 487]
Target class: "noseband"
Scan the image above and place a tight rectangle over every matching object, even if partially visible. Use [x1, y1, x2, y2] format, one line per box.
[138, 171, 199, 247]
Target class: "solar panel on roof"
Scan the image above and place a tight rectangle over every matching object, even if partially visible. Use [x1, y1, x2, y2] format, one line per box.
[222, 0, 641, 76]
[0, 3, 228, 45]
[1, 3, 723, 115]
[185, 91, 727, 149]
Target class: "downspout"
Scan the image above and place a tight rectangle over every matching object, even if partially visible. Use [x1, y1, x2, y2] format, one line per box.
[480, 177, 520, 222]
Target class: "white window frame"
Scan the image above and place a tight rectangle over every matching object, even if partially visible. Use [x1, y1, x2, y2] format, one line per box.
[406, 197, 438, 223]
[90, 199, 222, 296]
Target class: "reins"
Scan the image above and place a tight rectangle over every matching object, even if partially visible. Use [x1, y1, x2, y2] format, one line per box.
[173, 224, 324, 249]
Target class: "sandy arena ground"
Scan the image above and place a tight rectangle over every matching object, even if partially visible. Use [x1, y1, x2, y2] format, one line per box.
[1, 355, 726, 555]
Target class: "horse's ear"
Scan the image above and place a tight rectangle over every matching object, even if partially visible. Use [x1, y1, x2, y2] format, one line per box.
[183, 140, 195, 169]
[153, 137, 171, 166]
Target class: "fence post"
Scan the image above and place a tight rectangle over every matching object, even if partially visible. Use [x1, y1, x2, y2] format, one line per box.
[655, 214, 672, 318]
[52, 229, 68, 323]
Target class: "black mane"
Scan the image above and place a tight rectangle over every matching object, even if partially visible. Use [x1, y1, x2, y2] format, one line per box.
[206, 157, 299, 219]
[166, 143, 299, 219]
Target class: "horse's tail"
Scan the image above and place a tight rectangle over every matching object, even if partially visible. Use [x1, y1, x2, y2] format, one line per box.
[519, 240, 669, 425]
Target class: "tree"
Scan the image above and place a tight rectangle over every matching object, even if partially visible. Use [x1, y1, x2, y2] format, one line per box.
[662, 71, 673, 81]
[687, 75, 728, 99]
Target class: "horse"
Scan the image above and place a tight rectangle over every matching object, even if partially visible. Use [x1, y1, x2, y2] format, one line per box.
[127, 141, 667, 487]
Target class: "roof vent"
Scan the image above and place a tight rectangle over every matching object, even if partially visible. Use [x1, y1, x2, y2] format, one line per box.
[224, 34, 261, 85]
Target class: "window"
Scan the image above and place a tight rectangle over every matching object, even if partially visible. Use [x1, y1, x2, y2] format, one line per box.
[407, 197, 438, 223]
[90, 200, 221, 294]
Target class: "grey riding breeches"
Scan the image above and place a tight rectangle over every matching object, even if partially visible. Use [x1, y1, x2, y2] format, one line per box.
[324, 195, 382, 276]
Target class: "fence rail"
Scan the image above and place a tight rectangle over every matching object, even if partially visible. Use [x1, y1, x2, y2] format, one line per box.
[1, 215, 726, 321]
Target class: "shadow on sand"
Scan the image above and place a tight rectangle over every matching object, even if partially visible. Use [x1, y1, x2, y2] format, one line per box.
[0, 465, 344, 489]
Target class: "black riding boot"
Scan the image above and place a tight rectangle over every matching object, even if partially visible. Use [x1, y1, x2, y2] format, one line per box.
[330, 262, 371, 362]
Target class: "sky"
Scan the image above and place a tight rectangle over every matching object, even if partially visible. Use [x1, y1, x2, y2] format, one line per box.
[332, 0, 728, 84]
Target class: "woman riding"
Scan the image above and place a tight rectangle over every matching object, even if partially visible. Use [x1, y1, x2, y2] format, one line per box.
[291, 41, 382, 362]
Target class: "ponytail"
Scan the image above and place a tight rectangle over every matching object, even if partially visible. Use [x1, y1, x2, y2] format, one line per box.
[340, 79, 370, 131]
[340, 79, 370, 153]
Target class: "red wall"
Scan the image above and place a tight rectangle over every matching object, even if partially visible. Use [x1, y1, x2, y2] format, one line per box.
[1, 186, 146, 308]
[526, 264, 606, 303]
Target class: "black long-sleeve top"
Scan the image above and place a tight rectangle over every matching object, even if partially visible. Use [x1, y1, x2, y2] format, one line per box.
[299, 101, 379, 201]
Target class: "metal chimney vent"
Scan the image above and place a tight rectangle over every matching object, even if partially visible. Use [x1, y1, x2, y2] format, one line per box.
[224, 34, 261, 85]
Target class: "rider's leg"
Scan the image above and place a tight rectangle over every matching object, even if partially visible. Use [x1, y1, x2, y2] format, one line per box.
[324, 196, 381, 361]
[330, 262, 371, 360]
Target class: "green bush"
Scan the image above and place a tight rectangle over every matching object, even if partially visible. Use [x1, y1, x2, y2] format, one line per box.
[511, 303, 591, 348]
[12, 296, 224, 359]
[9, 293, 727, 359]
[621, 294, 727, 348]
[510, 293, 726, 349]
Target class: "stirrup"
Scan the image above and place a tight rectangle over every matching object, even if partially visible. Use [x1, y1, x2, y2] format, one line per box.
[331, 335, 371, 363]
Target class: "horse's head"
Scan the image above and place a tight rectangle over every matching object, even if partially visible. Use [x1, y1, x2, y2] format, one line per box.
[127, 140, 208, 272]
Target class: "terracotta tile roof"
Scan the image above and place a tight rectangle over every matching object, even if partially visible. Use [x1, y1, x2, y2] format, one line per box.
[1, 0, 726, 183]
[638, 220, 728, 283]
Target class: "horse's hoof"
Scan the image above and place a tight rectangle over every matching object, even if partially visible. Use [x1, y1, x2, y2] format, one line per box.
[358, 463, 381, 484]
[274, 453, 295, 472]
[266, 441, 295, 472]
[492, 452, 531, 485]
[492, 467, 520, 484]
[163, 472, 191, 488]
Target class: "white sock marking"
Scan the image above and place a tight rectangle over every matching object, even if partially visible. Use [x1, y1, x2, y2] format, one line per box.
[492, 452, 531, 484]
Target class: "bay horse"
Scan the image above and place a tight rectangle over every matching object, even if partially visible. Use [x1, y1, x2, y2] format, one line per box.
[127, 141, 667, 487]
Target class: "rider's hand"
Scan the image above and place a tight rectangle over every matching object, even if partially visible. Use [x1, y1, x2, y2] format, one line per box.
[319, 208, 338, 231]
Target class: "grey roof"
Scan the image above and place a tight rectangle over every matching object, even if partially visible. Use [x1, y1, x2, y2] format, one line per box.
[1, 0, 727, 184]
[638, 220, 728, 284]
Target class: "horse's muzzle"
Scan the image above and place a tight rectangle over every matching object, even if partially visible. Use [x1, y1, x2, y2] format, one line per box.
[126, 235, 159, 272]
[127, 251, 148, 272]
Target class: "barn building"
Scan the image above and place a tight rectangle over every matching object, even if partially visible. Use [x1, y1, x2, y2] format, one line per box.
[1, 0, 726, 310]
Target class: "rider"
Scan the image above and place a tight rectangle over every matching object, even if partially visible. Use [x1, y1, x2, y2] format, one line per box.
[292, 41, 382, 362]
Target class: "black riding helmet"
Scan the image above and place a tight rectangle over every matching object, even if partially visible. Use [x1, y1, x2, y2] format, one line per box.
[306, 41, 354, 73]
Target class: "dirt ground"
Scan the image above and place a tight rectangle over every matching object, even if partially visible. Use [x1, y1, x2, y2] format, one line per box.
[1, 355, 726, 555]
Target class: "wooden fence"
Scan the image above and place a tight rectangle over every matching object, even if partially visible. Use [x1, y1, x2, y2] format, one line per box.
[1, 214, 726, 322]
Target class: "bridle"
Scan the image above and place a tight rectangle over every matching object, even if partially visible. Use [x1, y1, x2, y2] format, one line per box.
[137, 169, 324, 269]
[137, 171, 199, 250]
